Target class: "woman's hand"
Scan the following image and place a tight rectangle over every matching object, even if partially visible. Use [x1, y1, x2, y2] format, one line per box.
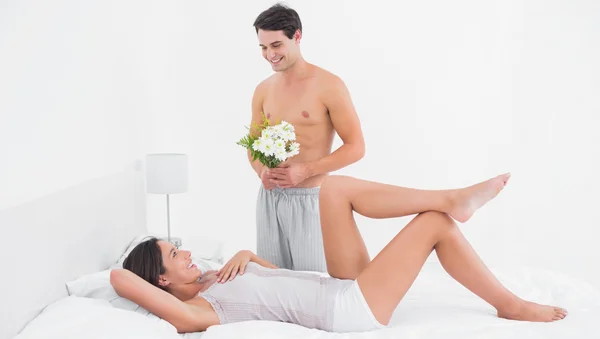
[217, 250, 253, 283]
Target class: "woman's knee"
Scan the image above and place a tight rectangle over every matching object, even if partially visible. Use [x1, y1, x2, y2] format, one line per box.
[320, 175, 348, 191]
[320, 175, 350, 200]
[415, 211, 457, 236]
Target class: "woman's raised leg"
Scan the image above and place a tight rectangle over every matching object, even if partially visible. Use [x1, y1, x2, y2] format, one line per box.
[319, 173, 510, 279]
[319, 174, 567, 326]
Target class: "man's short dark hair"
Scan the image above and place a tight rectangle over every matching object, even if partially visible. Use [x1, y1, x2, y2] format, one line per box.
[253, 3, 302, 39]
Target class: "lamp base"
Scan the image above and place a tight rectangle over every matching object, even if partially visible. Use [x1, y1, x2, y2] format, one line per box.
[160, 236, 182, 248]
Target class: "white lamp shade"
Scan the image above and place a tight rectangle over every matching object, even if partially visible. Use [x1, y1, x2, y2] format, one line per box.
[145, 153, 188, 194]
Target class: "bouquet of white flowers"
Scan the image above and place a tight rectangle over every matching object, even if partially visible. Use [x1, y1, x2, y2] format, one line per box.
[237, 113, 300, 168]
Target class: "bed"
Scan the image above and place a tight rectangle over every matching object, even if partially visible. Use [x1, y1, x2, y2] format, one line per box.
[4, 165, 600, 339]
[200, 263, 600, 339]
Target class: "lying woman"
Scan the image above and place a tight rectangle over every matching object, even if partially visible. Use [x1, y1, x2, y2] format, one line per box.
[111, 173, 567, 333]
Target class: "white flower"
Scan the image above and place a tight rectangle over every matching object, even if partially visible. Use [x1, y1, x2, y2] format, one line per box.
[243, 120, 300, 164]
[274, 139, 285, 149]
[280, 130, 295, 142]
[270, 124, 283, 138]
[287, 142, 300, 157]
[261, 130, 272, 140]
[261, 138, 275, 156]
[280, 120, 294, 132]
[252, 138, 264, 152]
[275, 147, 287, 161]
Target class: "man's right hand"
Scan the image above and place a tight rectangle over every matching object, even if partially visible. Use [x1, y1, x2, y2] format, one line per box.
[260, 167, 277, 190]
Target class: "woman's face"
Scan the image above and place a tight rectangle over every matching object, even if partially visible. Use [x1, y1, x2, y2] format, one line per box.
[157, 240, 202, 288]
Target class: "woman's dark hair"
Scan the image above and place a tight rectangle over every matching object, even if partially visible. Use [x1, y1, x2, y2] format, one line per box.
[253, 3, 302, 39]
[122, 237, 168, 291]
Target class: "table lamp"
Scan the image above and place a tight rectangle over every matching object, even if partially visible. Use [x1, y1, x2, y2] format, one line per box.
[145, 153, 188, 248]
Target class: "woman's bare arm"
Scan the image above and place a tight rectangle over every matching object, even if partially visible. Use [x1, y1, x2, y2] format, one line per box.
[217, 250, 278, 282]
[110, 269, 212, 332]
[250, 251, 278, 269]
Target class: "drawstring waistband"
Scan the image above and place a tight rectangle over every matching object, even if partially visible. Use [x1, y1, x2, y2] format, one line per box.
[261, 185, 321, 196]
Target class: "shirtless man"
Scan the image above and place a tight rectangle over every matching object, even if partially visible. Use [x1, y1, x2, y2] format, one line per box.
[247, 4, 366, 272]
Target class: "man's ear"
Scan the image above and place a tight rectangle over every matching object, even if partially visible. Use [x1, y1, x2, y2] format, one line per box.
[158, 275, 170, 288]
[294, 29, 302, 43]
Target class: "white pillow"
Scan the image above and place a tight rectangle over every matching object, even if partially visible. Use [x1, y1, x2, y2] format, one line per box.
[15, 296, 181, 339]
[65, 268, 152, 316]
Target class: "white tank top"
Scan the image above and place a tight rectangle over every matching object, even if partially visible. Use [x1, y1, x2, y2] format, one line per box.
[198, 262, 346, 331]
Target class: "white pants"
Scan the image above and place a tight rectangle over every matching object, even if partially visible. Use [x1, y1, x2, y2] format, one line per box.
[256, 185, 327, 272]
[332, 280, 387, 333]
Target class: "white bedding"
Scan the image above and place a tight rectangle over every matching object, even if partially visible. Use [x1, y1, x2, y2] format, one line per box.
[16, 259, 599, 339]
[200, 263, 600, 339]
[21, 230, 597, 339]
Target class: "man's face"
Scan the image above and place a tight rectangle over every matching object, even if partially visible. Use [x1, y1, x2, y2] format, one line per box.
[258, 29, 300, 72]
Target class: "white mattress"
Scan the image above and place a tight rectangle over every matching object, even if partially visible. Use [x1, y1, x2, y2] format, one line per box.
[180, 332, 205, 339]
[198, 263, 600, 339]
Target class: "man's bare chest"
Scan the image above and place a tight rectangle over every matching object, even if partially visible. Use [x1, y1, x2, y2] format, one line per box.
[262, 87, 329, 128]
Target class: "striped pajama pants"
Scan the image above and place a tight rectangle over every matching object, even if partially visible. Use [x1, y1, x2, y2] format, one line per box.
[256, 185, 328, 273]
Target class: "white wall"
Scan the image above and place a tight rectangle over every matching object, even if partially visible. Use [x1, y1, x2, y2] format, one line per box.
[1, 2, 148, 337]
[1, 0, 598, 292]
[142, 0, 600, 289]
[0, 0, 146, 210]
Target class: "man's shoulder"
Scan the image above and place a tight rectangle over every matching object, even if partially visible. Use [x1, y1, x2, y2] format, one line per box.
[311, 66, 348, 97]
[313, 65, 346, 89]
[256, 74, 277, 89]
[253, 74, 276, 97]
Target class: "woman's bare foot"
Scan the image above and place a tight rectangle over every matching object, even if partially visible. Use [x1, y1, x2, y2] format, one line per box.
[448, 173, 511, 223]
[498, 300, 568, 322]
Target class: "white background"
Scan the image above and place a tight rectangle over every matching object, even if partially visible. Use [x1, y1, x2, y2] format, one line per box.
[1, 0, 599, 288]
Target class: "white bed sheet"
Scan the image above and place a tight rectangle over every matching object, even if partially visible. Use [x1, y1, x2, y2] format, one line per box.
[180, 332, 205, 339]
[199, 263, 600, 339]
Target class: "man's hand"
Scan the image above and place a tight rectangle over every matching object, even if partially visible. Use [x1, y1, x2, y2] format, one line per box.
[216, 250, 253, 283]
[260, 167, 277, 190]
[269, 163, 310, 188]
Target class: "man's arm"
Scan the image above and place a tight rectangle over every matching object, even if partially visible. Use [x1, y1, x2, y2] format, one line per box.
[272, 75, 365, 187]
[305, 75, 366, 177]
[269, 74, 366, 188]
[248, 81, 268, 178]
